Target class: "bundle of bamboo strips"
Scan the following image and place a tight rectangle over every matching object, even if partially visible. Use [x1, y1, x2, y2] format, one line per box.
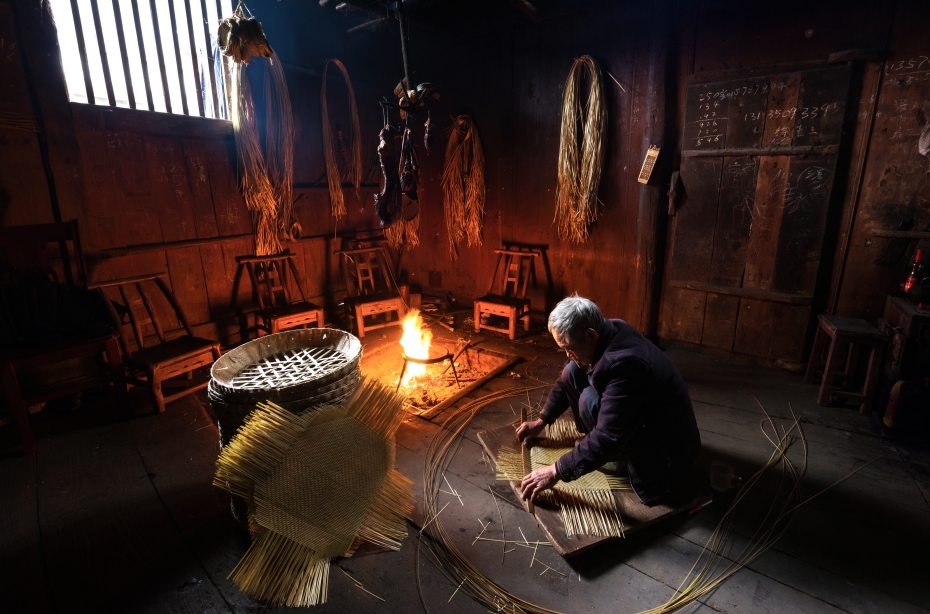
[384, 215, 420, 249]
[228, 49, 294, 256]
[442, 115, 486, 260]
[321, 59, 363, 220]
[555, 56, 606, 244]
[214, 377, 412, 606]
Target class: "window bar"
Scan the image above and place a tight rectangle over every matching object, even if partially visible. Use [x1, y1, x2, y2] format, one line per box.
[89, 0, 117, 106]
[69, 0, 95, 104]
[182, 0, 205, 116]
[215, 0, 231, 118]
[199, 0, 220, 117]
[165, 0, 190, 115]
[129, 0, 155, 110]
[147, 0, 173, 113]
[110, 0, 136, 108]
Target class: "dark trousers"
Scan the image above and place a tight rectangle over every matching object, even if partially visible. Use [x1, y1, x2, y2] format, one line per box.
[555, 361, 693, 505]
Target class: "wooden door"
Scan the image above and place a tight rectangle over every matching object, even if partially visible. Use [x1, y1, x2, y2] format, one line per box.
[662, 66, 853, 363]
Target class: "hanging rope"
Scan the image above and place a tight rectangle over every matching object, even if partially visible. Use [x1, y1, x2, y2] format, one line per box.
[555, 56, 606, 244]
[442, 115, 486, 260]
[321, 59, 363, 220]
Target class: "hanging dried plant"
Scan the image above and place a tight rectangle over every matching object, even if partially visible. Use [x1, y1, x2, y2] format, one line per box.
[321, 59, 363, 220]
[442, 115, 486, 260]
[555, 55, 606, 244]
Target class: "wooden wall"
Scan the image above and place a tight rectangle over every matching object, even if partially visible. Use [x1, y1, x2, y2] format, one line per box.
[399, 1, 672, 332]
[5, 0, 930, 364]
[655, 0, 930, 365]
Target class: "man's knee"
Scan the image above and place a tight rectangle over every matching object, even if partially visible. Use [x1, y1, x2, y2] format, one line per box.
[559, 361, 588, 392]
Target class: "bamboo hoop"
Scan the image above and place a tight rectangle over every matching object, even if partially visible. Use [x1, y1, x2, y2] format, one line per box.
[321, 59, 363, 220]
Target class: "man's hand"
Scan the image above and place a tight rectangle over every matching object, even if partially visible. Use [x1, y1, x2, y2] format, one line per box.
[520, 464, 560, 501]
[515, 418, 546, 445]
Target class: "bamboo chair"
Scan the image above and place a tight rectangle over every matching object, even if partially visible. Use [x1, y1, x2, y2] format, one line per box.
[235, 251, 324, 336]
[335, 246, 406, 338]
[474, 248, 540, 340]
[91, 272, 221, 413]
[0, 220, 125, 454]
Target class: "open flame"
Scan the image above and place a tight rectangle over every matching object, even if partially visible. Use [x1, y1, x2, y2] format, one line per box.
[400, 309, 432, 387]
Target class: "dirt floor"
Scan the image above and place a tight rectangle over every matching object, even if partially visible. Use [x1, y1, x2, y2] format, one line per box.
[1, 320, 928, 613]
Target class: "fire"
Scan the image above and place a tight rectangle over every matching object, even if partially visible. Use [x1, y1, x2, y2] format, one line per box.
[400, 309, 432, 386]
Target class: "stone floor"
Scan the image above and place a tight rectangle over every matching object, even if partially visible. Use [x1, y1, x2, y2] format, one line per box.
[1, 322, 928, 613]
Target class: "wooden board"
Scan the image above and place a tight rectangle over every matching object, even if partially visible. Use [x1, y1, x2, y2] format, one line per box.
[476, 425, 712, 557]
[664, 65, 853, 363]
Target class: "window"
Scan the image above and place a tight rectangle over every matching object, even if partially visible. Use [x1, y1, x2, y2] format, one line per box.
[48, 0, 234, 119]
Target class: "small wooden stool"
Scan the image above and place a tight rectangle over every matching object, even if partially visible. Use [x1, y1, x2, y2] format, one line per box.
[805, 315, 887, 413]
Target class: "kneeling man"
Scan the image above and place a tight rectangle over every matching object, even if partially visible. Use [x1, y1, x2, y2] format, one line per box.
[517, 295, 701, 506]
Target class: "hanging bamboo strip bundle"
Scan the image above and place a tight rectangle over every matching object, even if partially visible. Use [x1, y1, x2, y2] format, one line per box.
[231, 62, 281, 255]
[554, 55, 606, 244]
[442, 115, 486, 260]
[264, 55, 295, 241]
[384, 215, 420, 250]
[321, 59, 363, 220]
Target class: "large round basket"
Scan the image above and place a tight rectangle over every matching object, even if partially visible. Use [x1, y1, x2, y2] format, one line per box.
[210, 328, 361, 401]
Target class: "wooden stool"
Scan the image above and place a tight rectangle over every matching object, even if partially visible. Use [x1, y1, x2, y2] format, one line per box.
[805, 315, 887, 413]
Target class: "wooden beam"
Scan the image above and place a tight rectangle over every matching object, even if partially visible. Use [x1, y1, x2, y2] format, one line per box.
[682, 145, 839, 157]
[68, 0, 95, 103]
[129, 0, 155, 110]
[668, 280, 813, 305]
[110, 0, 136, 108]
[89, 0, 117, 106]
[870, 229, 930, 239]
[148, 0, 174, 112]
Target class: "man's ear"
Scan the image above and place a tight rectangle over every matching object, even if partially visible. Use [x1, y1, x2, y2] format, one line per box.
[585, 328, 599, 344]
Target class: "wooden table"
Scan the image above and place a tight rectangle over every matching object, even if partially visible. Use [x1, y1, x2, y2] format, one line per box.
[477, 424, 713, 557]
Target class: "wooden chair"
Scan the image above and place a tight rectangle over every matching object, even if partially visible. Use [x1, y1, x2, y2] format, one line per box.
[805, 315, 887, 413]
[335, 246, 406, 338]
[91, 272, 221, 413]
[0, 220, 125, 454]
[235, 251, 324, 336]
[474, 248, 540, 340]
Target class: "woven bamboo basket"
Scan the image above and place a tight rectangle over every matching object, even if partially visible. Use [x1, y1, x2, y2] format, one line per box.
[209, 328, 363, 449]
[210, 328, 361, 401]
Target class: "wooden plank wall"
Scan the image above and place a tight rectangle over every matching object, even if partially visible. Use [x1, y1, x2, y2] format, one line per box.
[400, 2, 669, 329]
[833, 0, 930, 317]
[658, 0, 904, 364]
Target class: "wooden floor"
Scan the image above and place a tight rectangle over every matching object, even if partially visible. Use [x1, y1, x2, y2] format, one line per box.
[1, 324, 928, 614]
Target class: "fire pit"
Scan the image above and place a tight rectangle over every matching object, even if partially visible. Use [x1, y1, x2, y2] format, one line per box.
[396, 345, 460, 391]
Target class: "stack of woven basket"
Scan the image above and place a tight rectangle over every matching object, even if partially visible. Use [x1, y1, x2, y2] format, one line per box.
[208, 328, 362, 449]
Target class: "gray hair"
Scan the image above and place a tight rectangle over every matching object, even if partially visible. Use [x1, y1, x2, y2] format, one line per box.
[547, 295, 605, 344]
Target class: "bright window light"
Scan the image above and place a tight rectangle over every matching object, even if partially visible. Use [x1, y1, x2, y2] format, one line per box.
[48, 0, 231, 119]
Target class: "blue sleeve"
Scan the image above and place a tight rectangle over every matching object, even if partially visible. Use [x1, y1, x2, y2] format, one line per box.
[555, 360, 652, 481]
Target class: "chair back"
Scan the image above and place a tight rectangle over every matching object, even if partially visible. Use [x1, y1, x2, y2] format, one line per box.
[336, 246, 398, 298]
[89, 273, 195, 357]
[486, 249, 540, 300]
[235, 252, 307, 311]
[0, 219, 86, 286]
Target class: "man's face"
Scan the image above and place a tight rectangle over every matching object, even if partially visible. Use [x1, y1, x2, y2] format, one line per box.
[555, 328, 600, 367]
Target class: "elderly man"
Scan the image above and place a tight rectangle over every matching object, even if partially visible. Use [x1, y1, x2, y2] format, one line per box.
[517, 295, 701, 506]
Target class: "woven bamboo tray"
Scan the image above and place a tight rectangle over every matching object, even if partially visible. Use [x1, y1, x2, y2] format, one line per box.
[210, 328, 361, 401]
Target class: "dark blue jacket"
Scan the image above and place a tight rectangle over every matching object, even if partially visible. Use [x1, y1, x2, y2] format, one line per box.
[539, 319, 700, 500]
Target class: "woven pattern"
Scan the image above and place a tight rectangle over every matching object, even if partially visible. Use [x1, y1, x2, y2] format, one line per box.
[496, 439, 629, 539]
[254, 414, 392, 558]
[213, 378, 412, 606]
[229, 347, 351, 390]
